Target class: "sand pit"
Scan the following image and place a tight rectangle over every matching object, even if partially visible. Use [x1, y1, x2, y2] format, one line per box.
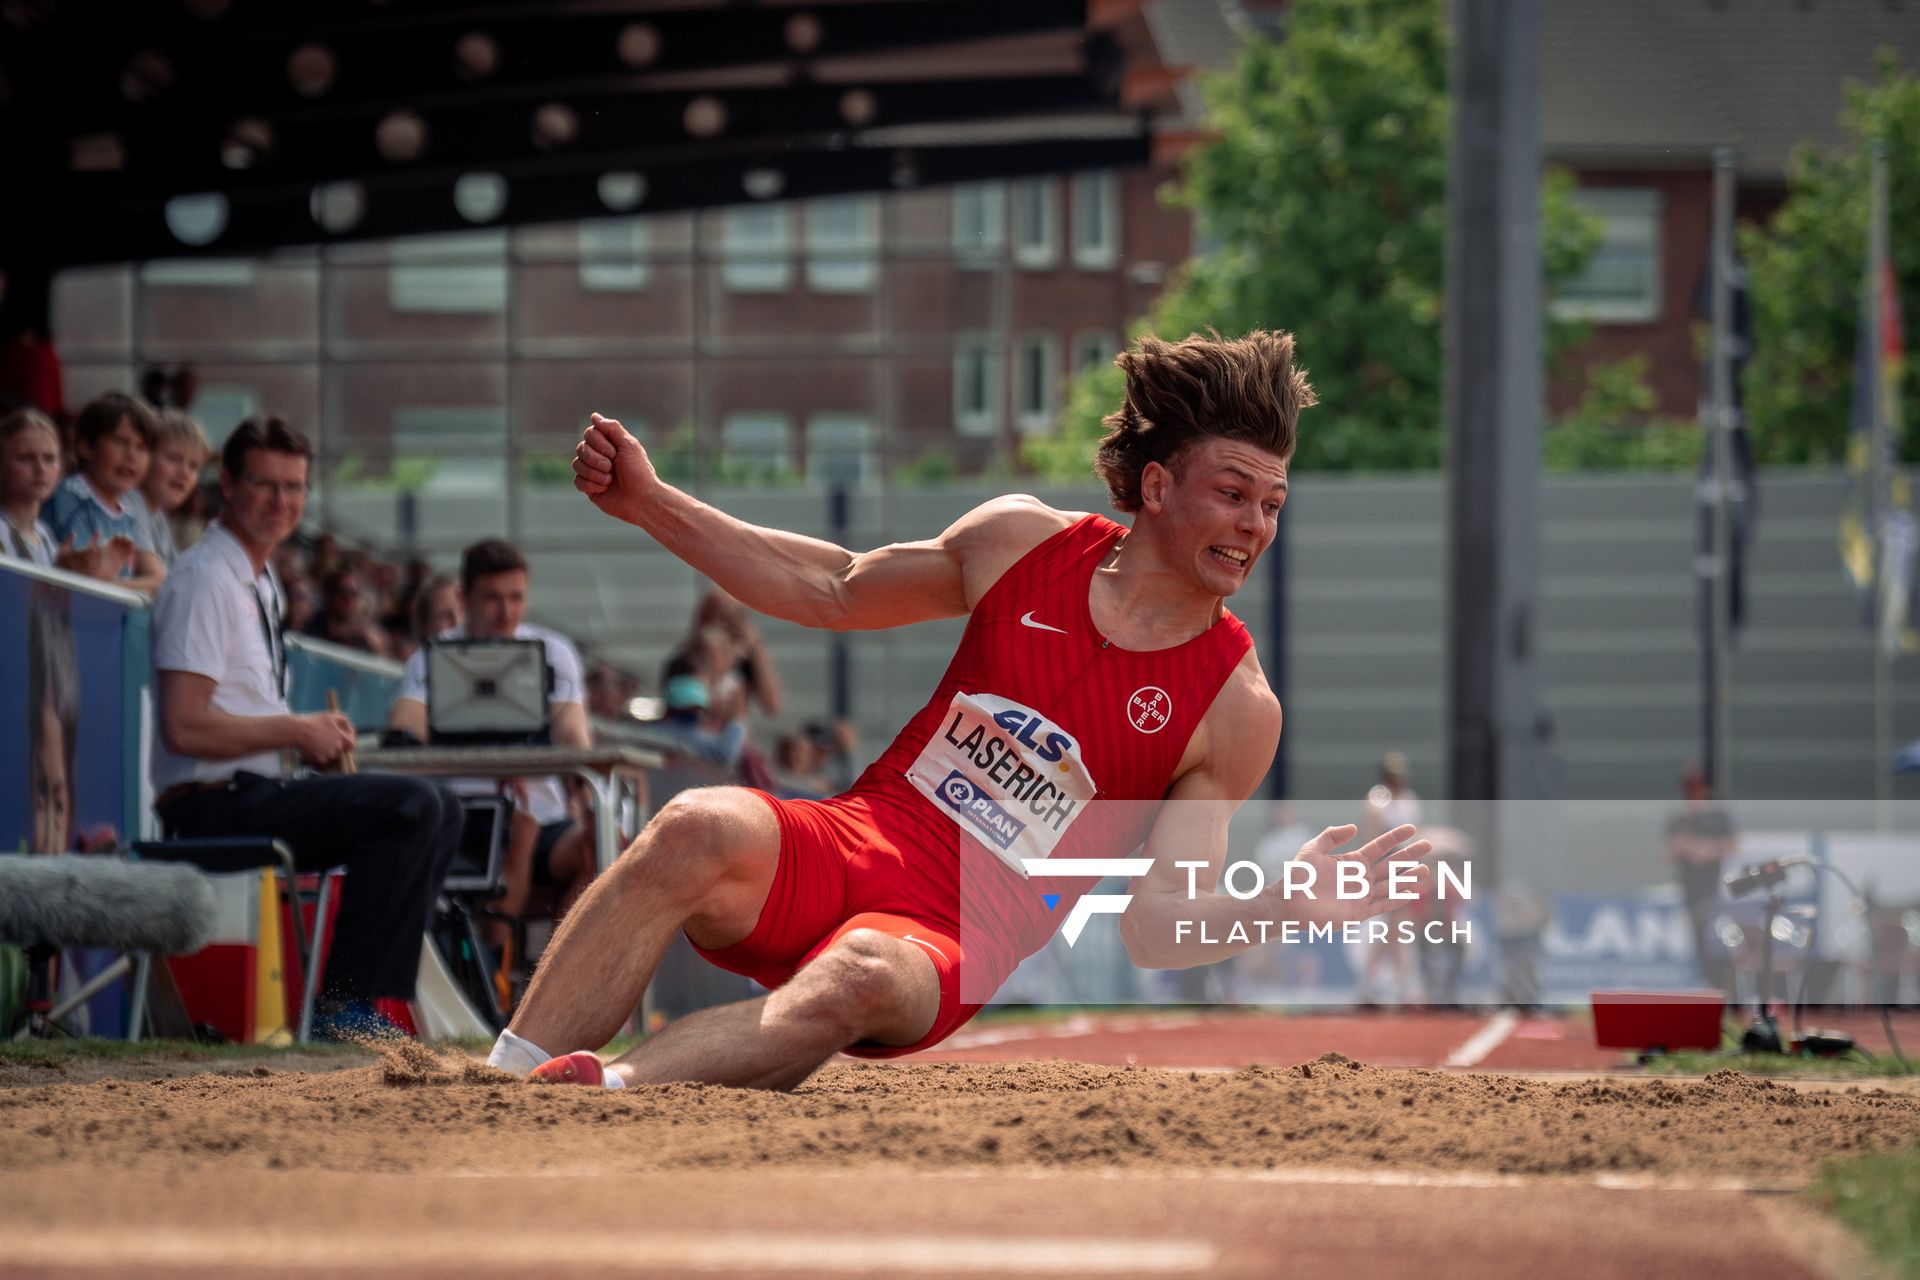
[5, 1042, 1917, 1279]
[4, 1045, 1916, 1185]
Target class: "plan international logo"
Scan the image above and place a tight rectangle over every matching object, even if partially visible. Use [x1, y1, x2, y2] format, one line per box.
[1023, 856, 1473, 947]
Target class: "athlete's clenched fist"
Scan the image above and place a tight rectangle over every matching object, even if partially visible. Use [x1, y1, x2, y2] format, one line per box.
[574, 412, 659, 525]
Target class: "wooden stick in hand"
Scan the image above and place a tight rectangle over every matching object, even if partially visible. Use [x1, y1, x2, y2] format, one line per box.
[327, 690, 358, 775]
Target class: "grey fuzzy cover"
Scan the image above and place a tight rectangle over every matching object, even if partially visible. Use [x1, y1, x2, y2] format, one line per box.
[0, 857, 217, 953]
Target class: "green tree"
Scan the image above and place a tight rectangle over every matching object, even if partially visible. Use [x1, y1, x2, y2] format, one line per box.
[1542, 356, 1703, 472]
[1741, 52, 1920, 465]
[1026, 0, 1599, 478]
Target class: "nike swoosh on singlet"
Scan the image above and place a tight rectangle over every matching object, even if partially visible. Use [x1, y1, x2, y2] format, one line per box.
[1019, 611, 1069, 635]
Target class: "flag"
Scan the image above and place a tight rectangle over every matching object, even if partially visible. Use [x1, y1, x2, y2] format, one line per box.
[1875, 252, 1911, 654]
[1696, 248, 1756, 639]
[1840, 237, 1911, 652]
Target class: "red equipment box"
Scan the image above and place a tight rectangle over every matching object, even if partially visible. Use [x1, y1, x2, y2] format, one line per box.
[1590, 990, 1725, 1052]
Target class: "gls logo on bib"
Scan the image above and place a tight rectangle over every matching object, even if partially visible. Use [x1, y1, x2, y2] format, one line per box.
[907, 691, 1098, 876]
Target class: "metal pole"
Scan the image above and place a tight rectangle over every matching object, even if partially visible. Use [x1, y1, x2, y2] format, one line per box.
[1266, 503, 1288, 798]
[829, 483, 851, 720]
[1870, 140, 1892, 826]
[503, 231, 521, 553]
[1445, 0, 1547, 812]
[691, 211, 712, 492]
[1709, 147, 1736, 799]
[993, 188, 1017, 472]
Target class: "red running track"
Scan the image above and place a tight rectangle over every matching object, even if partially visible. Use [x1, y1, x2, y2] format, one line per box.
[901, 1008, 1920, 1073]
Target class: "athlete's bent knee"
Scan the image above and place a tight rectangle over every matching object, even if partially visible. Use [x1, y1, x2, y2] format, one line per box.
[617, 787, 762, 894]
[798, 930, 921, 1040]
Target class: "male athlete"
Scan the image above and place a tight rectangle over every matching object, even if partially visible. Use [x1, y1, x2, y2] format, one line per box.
[488, 331, 1430, 1089]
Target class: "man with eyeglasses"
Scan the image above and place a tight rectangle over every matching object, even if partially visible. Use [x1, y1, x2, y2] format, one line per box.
[150, 417, 464, 1039]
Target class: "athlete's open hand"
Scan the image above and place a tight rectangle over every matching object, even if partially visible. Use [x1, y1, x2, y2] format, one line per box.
[1269, 822, 1433, 928]
[573, 412, 659, 525]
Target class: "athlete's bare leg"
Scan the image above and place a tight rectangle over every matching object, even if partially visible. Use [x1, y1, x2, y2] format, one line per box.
[605, 930, 940, 1091]
[507, 787, 780, 1055]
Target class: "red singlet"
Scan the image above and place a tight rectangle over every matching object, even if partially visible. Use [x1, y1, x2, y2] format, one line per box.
[694, 513, 1253, 1054]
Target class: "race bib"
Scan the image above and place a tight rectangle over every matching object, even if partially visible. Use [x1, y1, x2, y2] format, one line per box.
[906, 691, 1098, 877]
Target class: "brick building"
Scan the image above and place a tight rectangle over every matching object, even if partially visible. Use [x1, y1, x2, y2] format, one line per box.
[46, 0, 1239, 553]
[1537, 1, 1919, 417]
[46, 0, 1920, 525]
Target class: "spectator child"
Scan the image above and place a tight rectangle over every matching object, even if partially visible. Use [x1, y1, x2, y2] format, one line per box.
[0, 409, 64, 569]
[124, 408, 210, 566]
[44, 392, 165, 595]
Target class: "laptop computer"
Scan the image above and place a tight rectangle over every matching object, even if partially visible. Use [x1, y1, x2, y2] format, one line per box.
[426, 638, 553, 746]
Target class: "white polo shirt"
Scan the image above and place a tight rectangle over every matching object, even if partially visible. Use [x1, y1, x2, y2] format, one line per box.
[151, 520, 289, 791]
[397, 621, 585, 824]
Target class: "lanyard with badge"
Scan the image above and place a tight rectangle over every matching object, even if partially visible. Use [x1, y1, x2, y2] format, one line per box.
[248, 571, 291, 774]
[249, 572, 287, 695]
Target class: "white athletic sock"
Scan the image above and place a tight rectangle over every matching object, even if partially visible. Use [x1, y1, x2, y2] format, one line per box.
[487, 1029, 552, 1076]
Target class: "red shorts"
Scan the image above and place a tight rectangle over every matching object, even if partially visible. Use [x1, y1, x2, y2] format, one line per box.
[689, 789, 986, 1058]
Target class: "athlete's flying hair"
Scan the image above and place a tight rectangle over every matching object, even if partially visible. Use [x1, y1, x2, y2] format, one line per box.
[1093, 330, 1316, 513]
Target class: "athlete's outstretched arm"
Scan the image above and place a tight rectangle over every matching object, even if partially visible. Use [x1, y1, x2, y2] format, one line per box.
[574, 413, 1063, 631]
[1117, 680, 1432, 970]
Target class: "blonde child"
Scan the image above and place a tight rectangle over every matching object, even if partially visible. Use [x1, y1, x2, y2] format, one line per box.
[125, 408, 210, 565]
[0, 408, 62, 568]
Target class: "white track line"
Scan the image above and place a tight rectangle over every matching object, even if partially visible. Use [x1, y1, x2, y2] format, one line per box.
[438, 1165, 1802, 1195]
[1444, 1009, 1520, 1067]
[3, 1228, 1217, 1274]
[884, 1166, 1801, 1195]
[939, 1014, 1211, 1050]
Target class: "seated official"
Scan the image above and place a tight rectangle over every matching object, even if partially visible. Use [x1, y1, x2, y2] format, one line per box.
[151, 416, 463, 1038]
[388, 539, 596, 994]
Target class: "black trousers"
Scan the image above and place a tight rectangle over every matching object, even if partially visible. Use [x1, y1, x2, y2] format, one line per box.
[161, 772, 463, 1002]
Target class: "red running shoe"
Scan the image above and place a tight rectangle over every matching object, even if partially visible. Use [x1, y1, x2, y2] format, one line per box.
[528, 1051, 605, 1086]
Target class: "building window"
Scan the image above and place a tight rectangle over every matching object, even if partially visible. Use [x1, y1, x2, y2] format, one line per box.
[721, 205, 792, 292]
[951, 181, 1006, 267]
[806, 413, 874, 486]
[578, 218, 650, 291]
[1070, 171, 1120, 269]
[721, 412, 792, 478]
[1011, 178, 1057, 269]
[953, 334, 1002, 437]
[804, 196, 879, 293]
[1552, 188, 1664, 323]
[390, 406, 509, 493]
[389, 232, 508, 313]
[139, 259, 257, 289]
[1014, 332, 1059, 434]
[1072, 330, 1119, 374]
[188, 387, 257, 441]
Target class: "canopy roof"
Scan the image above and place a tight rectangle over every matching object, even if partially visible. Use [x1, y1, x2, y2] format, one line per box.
[2, 0, 1175, 264]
